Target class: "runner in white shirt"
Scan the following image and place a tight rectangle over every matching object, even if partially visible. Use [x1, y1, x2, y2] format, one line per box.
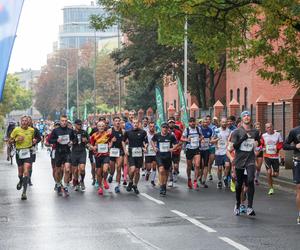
[145, 122, 157, 186]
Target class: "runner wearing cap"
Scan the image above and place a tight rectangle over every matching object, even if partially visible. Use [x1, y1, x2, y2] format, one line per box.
[230, 111, 260, 216]
[151, 122, 179, 196]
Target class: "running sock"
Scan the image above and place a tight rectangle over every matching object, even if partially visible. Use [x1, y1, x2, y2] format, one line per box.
[80, 172, 85, 182]
[151, 171, 156, 181]
[18, 176, 23, 183]
[22, 176, 29, 193]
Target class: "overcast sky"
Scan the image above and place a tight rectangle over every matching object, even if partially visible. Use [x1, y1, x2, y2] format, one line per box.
[8, 0, 92, 73]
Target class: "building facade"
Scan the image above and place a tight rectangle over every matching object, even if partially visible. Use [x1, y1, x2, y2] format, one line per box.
[59, 2, 118, 49]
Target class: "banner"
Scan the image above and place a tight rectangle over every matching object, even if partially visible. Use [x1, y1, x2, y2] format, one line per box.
[155, 86, 165, 132]
[176, 76, 189, 127]
[0, 0, 25, 100]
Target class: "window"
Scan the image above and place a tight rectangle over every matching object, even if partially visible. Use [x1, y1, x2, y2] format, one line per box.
[237, 88, 240, 103]
[230, 89, 233, 101]
[244, 87, 248, 109]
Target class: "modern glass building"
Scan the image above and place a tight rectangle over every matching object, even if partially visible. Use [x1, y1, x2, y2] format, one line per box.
[59, 2, 118, 49]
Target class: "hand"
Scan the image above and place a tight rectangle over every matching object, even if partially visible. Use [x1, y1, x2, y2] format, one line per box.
[81, 137, 87, 143]
[143, 147, 147, 153]
[112, 137, 117, 142]
[33, 139, 37, 144]
[16, 136, 24, 142]
[57, 138, 62, 143]
[296, 143, 300, 150]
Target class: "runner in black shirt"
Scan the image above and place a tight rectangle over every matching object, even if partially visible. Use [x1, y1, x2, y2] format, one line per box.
[123, 119, 148, 194]
[283, 125, 300, 224]
[71, 119, 89, 192]
[151, 122, 178, 196]
[230, 111, 260, 216]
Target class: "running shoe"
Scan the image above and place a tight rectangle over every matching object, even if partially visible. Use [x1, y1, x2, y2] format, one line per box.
[95, 181, 99, 188]
[54, 183, 58, 191]
[297, 216, 300, 225]
[187, 179, 192, 189]
[159, 186, 164, 195]
[98, 187, 103, 195]
[103, 180, 110, 190]
[193, 180, 199, 189]
[64, 186, 70, 196]
[132, 185, 139, 195]
[74, 185, 79, 191]
[201, 182, 208, 188]
[21, 192, 27, 200]
[239, 204, 247, 214]
[268, 188, 274, 195]
[208, 174, 213, 181]
[108, 175, 113, 183]
[151, 181, 156, 187]
[217, 181, 222, 189]
[230, 179, 236, 192]
[145, 172, 150, 181]
[16, 181, 22, 190]
[168, 181, 173, 188]
[80, 182, 86, 191]
[126, 182, 133, 192]
[123, 181, 127, 186]
[115, 186, 120, 193]
[173, 173, 178, 183]
[247, 207, 256, 216]
[233, 205, 240, 216]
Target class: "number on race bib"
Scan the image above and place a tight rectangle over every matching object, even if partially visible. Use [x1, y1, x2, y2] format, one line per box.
[240, 139, 254, 152]
[132, 147, 142, 157]
[58, 135, 70, 145]
[146, 145, 156, 156]
[19, 149, 30, 159]
[266, 144, 276, 154]
[159, 142, 170, 152]
[97, 144, 108, 153]
[190, 137, 199, 147]
[110, 148, 120, 157]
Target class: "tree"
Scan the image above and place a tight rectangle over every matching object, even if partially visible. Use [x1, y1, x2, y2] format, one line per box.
[0, 74, 32, 116]
[93, 0, 300, 87]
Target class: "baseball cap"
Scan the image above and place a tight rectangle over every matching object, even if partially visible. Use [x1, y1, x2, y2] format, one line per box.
[240, 110, 251, 118]
[168, 117, 175, 123]
[161, 122, 169, 128]
[74, 119, 82, 125]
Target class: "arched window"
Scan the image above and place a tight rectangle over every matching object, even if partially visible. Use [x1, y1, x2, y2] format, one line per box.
[237, 88, 240, 103]
[230, 89, 233, 101]
[244, 87, 248, 109]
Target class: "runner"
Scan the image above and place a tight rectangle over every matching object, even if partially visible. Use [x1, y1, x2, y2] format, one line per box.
[88, 121, 97, 186]
[181, 117, 202, 189]
[71, 119, 89, 191]
[142, 117, 149, 132]
[151, 122, 178, 196]
[206, 115, 217, 181]
[230, 111, 260, 216]
[168, 117, 182, 187]
[109, 117, 126, 193]
[283, 124, 300, 224]
[89, 121, 113, 195]
[125, 110, 135, 131]
[144, 121, 157, 187]
[37, 119, 46, 149]
[49, 115, 75, 196]
[260, 123, 283, 195]
[5, 120, 16, 161]
[227, 115, 237, 132]
[254, 122, 264, 185]
[10, 116, 35, 200]
[199, 117, 217, 188]
[214, 117, 231, 189]
[124, 118, 148, 195]
[174, 112, 184, 131]
[27, 116, 41, 186]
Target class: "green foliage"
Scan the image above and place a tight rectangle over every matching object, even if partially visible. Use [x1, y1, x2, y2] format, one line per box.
[0, 74, 32, 116]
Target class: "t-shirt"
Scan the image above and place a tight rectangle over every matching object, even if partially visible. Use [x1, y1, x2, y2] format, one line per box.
[111, 127, 124, 149]
[125, 121, 133, 131]
[170, 127, 182, 155]
[261, 132, 283, 158]
[145, 131, 156, 156]
[215, 127, 230, 156]
[199, 126, 213, 151]
[208, 124, 217, 148]
[231, 127, 260, 169]
[10, 127, 35, 150]
[124, 128, 148, 157]
[152, 132, 177, 159]
[90, 131, 112, 157]
[183, 126, 202, 150]
[283, 126, 300, 159]
[72, 129, 89, 153]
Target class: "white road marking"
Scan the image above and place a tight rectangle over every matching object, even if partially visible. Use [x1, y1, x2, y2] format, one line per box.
[126, 227, 161, 250]
[171, 210, 217, 233]
[219, 237, 250, 250]
[141, 193, 165, 205]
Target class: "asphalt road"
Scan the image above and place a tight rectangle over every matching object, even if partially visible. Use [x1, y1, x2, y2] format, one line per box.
[0, 148, 299, 250]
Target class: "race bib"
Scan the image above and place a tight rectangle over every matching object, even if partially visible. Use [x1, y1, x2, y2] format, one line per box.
[159, 142, 170, 152]
[201, 138, 210, 150]
[58, 135, 70, 145]
[110, 148, 120, 157]
[132, 147, 142, 157]
[266, 144, 276, 154]
[190, 136, 199, 147]
[19, 149, 30, 159]
[146, 145, 156, 156]
[97, 144, 108, 153]
[51, 149, 56, 159]
[218, 139, 226, 149]
[240, 138, 254, 152]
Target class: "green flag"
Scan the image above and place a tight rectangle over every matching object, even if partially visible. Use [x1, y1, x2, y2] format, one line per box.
[83, 102, 87, 120]
[155, 86, 165, 132]
[69, 106, 75, 122]
[176, 76, 189, 127]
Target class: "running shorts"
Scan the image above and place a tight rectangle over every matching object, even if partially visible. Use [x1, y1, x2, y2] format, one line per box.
[145, 156, 156, 164]
[95, 156, 110, 168]
[156, 156, 172, 170]
[71, 151, 87, 166]
[185, 148, 200, 161]
[128, 156, 143, 168]
[200, 150, 210, 167]
[264, 157, 280, 173]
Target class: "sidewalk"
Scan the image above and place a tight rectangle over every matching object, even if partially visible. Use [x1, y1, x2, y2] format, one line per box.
[179, 152, 296, 193]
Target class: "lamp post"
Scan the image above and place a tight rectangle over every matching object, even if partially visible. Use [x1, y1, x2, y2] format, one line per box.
[94, 29, 97, 119]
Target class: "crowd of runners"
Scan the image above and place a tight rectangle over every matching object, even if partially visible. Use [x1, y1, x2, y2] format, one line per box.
[5, 110, 300, 224]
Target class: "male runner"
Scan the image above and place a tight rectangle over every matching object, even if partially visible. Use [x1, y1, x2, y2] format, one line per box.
[49, 115, 75, 196]
[142, 117, 149, 132]
[71, 119, 89, 191]
[206, 115, 217, 181]
[151, 122, 178, 196]
[283, 123, 300, 224]
[124, 118, 148, 194]
[10, 116, 35, 200]
[231, 111, 260, 216]
[181, 117, 202, 189]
